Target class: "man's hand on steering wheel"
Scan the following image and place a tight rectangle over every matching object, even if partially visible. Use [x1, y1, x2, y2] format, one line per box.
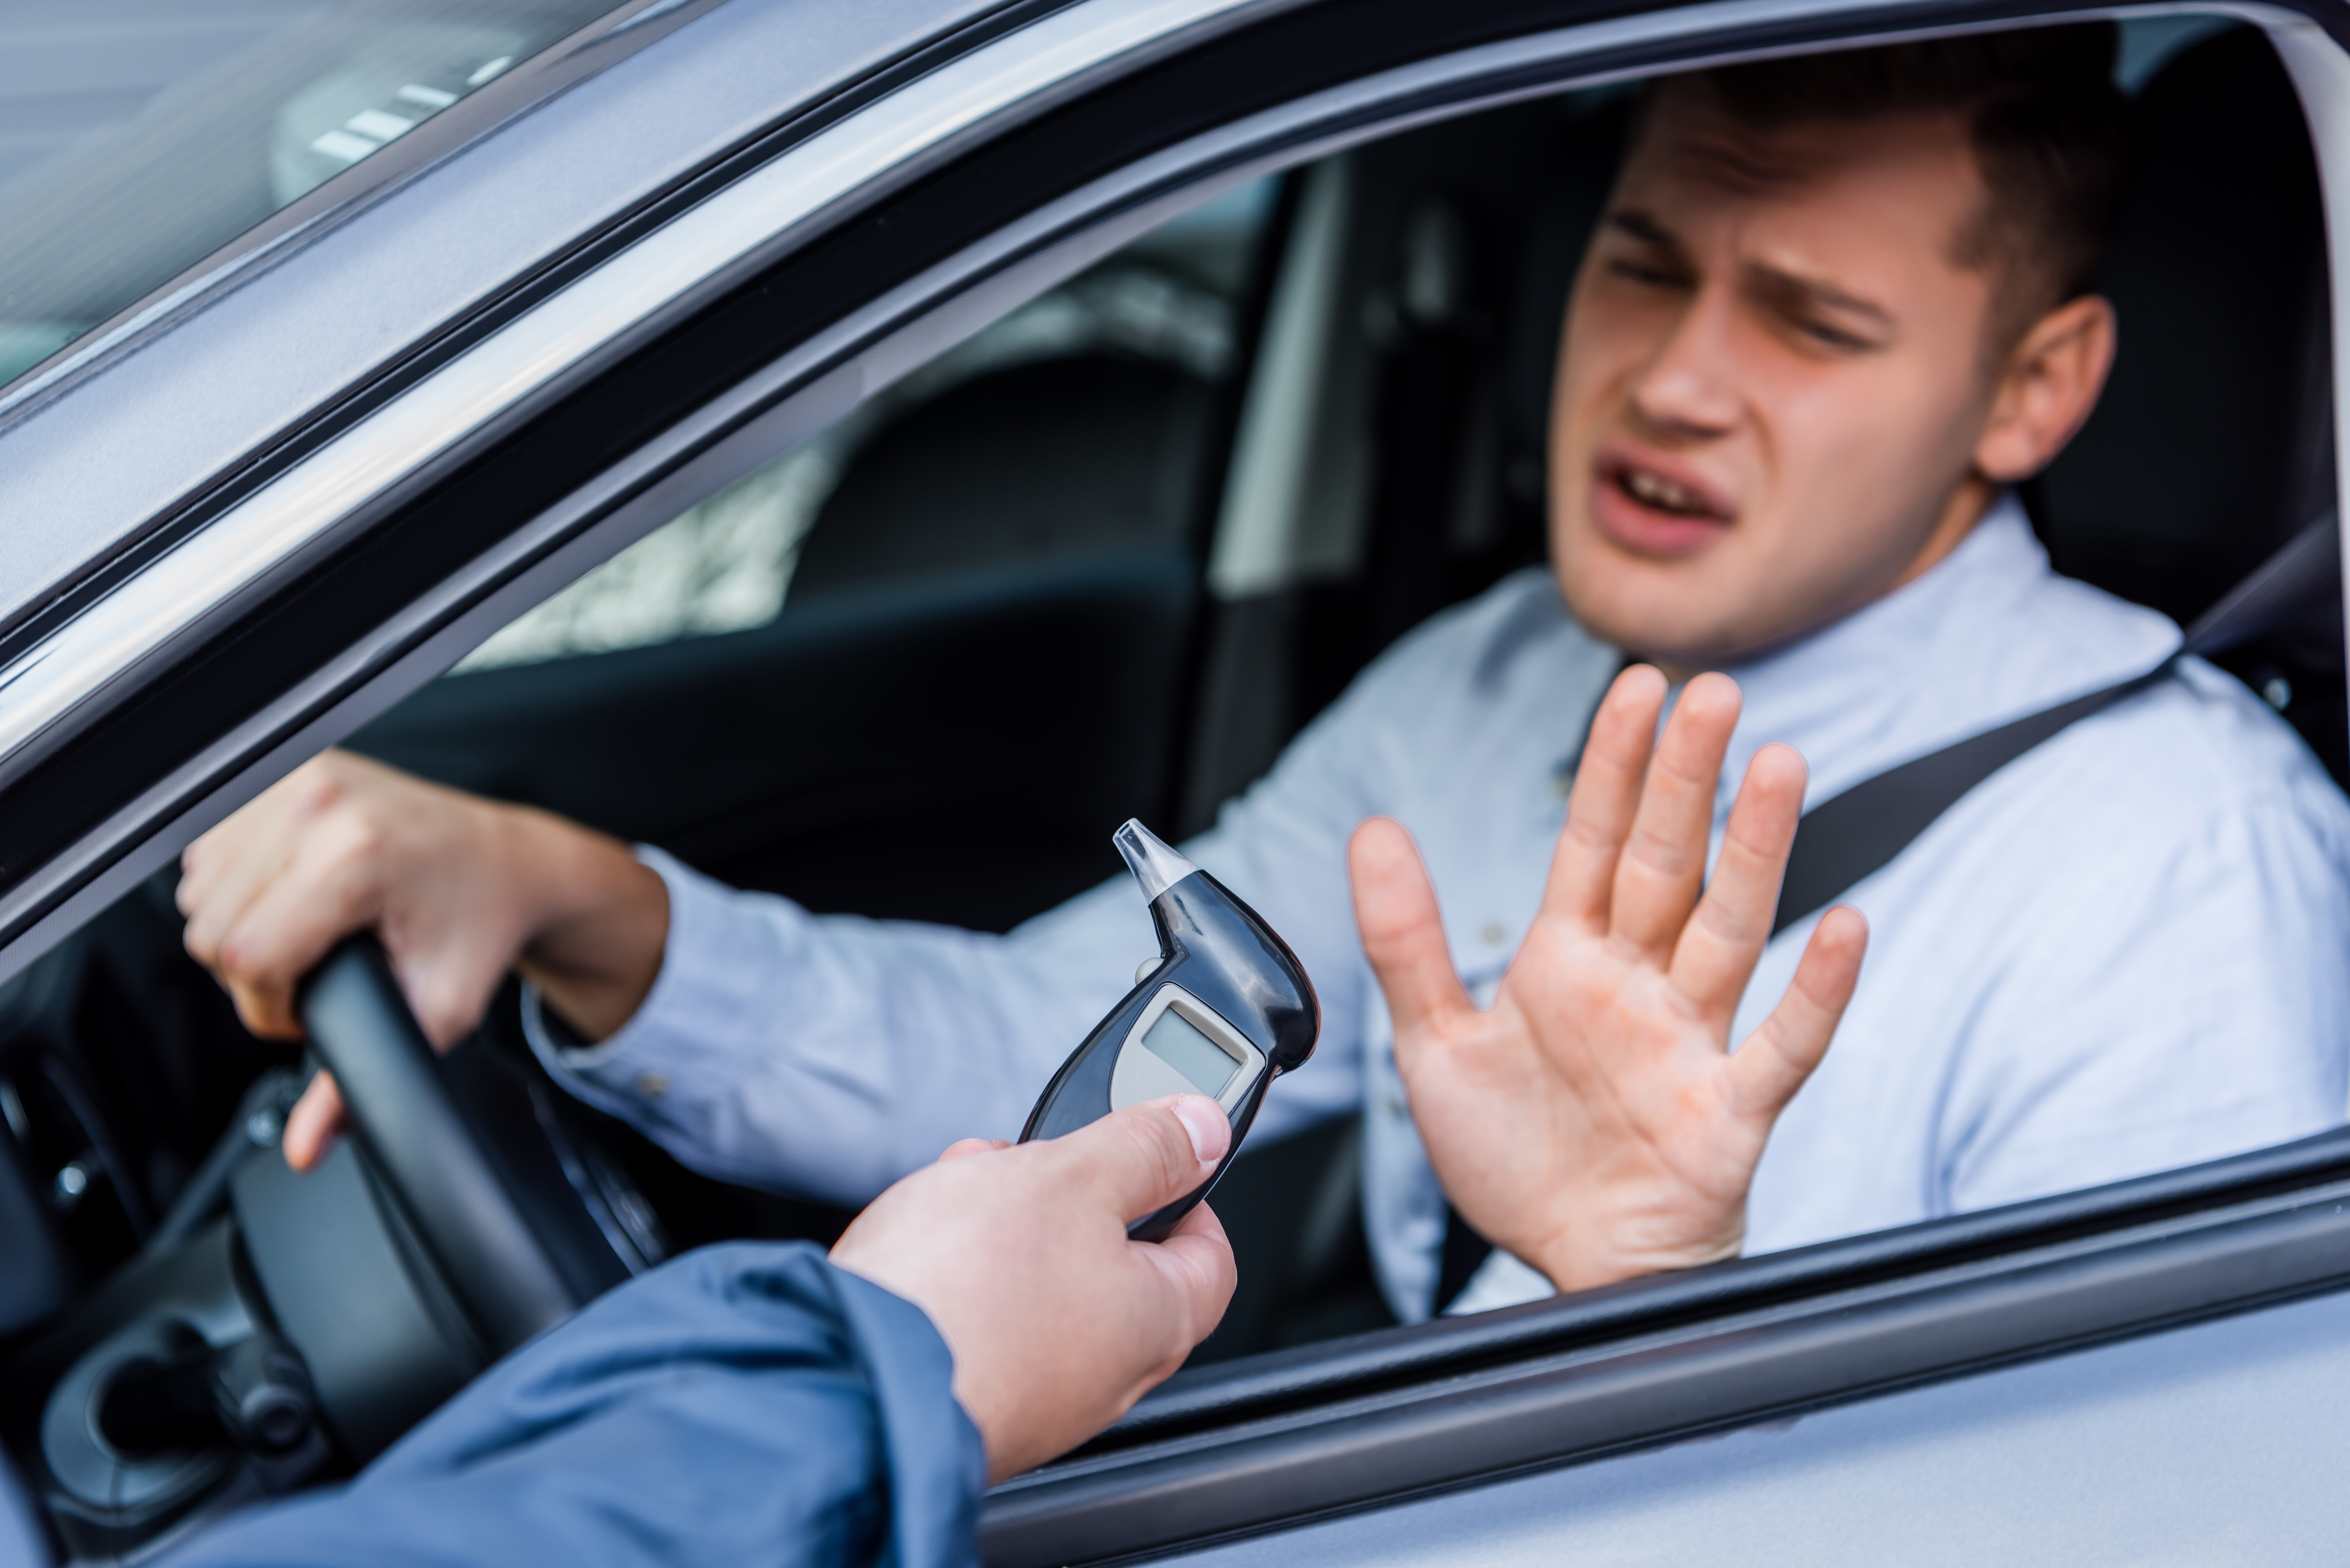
[177, 751, 671, 1171]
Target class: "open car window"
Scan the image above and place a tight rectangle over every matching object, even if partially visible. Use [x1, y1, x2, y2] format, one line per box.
[3, 4, 2349, 1560]
[453, 177, 1280, 672]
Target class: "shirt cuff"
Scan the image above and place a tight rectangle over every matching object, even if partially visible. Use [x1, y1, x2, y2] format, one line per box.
[1441, 1247, 1557, 1316]
[521, 844, 747, 1112]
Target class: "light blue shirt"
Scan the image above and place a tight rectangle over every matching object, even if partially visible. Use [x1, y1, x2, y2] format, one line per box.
[533, 497, 2350, 1322]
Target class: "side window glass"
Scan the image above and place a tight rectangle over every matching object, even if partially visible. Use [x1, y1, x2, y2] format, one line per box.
[454, 179, 1279, 672]
[0, 0, 625, 391]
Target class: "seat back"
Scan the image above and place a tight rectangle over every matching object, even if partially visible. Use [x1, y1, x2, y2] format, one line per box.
[2030, 25, 2336, 630]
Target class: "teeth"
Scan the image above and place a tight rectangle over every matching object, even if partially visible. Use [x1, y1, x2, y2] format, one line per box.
[1623, 468, 1703, 514]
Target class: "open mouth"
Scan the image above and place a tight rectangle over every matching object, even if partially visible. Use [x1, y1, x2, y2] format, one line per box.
[1588, 449, 1735, 558]
[1615, 465, 1717, 517]
[1601, 455, 1732, 522]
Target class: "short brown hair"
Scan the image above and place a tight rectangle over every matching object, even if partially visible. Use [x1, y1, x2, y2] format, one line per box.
[1679, 26, 2137, 342]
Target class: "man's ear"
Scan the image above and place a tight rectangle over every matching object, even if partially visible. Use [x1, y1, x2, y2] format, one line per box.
[1972, 294, 2118, 483]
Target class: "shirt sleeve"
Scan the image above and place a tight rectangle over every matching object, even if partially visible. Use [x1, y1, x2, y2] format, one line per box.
[524, 674, 1391, 1207]
[156, 1244, 986, 1568]
[1939, 775, 2350, 1213]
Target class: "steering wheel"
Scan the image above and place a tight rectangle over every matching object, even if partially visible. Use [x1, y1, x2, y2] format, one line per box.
[297, 938, 610, 1355]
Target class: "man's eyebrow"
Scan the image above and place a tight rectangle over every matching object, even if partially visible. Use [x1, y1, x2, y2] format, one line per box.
[1745, 261, 1896, 332]
[1605, 208, 1681, 248]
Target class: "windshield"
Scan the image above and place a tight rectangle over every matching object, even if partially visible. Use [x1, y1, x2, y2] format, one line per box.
[0, 0, 626, 392]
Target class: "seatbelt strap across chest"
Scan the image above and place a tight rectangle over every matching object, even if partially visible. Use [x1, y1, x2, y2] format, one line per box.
[1772, 506, 2340, 934]
[1769, 660, 2174, 936]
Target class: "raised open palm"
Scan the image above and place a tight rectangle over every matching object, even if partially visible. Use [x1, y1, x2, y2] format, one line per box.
[1350, 665, 1869, 1294]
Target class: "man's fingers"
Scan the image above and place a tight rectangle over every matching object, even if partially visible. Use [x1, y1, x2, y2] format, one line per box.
[179, 809, 299, 970]
[1670, 742, 1807, 1021]
[938, 1137, 1013, 1163]
[1543, 665, 1669, 928]
[394, 944, 512, 1051]
[222, 976, 304, 1042]
[1609, 672, 1740, 958]
[208, 813, 384, 1039]
[282, 1072, 347, 1173]
[1350, 818, 1472, 1044]
[1049, 1097, 1229, 1226]
[178, 762, 338, 961]
[1728, 906, 1868, 1119]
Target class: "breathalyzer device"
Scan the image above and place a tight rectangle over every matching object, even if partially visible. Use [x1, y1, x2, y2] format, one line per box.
[1019, 819, 1320, 1242]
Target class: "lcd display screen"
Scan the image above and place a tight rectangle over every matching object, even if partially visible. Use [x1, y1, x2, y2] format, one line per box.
[1142, 1007, 1239, 1097]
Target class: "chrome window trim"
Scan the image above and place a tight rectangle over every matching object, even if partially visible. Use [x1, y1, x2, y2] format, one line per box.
[0, 0, 2336, 989]
[0, 0, 1034, 641]
[985, 1140, 2350, 1563]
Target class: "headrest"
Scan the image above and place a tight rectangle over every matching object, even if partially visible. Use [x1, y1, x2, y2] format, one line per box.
[2031, 25, 2336, 628]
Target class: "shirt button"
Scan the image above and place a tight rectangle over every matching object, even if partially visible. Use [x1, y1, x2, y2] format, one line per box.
[635, 1071, 670, 1100]
[1480, 922, 1506, 946]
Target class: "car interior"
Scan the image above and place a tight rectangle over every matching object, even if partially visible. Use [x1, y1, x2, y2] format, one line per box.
[0, 14, 2341, 1560]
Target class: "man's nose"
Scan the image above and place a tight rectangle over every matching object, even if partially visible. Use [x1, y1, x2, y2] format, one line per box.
[1626, 284, 1741, 439]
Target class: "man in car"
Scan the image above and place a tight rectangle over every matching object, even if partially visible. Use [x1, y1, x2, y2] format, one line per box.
[156, 686, 1831, 1568]
[176, 26, 2350, 1321]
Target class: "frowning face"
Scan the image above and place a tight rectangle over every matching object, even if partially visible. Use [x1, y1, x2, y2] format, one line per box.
[1548, 83, 2018, 668]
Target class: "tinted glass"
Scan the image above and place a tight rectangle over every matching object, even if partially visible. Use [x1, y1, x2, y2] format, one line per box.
[0, 0, 623, 390]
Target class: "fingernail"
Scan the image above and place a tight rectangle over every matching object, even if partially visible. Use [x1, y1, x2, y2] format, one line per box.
[1170, 1096, 1230, 1165]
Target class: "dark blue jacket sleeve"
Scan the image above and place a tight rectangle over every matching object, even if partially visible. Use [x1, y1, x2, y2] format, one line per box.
[160, 1243, 986, 1568]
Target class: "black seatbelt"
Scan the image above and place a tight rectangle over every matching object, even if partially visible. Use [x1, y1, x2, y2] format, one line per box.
[1772, 508, 2339, 935]
[1769, 661, 2174, 936]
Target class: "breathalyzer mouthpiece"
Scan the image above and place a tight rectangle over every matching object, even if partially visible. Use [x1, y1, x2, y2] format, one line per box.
[1113, 818, 1197, 903]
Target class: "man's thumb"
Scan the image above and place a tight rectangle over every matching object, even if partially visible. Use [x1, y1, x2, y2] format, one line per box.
[1060, 1097, 1229, 1224]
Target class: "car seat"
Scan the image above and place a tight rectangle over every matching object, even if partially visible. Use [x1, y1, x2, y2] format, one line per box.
[789, 355, 1216, 594]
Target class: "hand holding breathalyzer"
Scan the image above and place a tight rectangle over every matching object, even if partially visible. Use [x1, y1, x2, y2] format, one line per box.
[1019, 820, 1319, 1240]
[831, 1096, 1238, 1481]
